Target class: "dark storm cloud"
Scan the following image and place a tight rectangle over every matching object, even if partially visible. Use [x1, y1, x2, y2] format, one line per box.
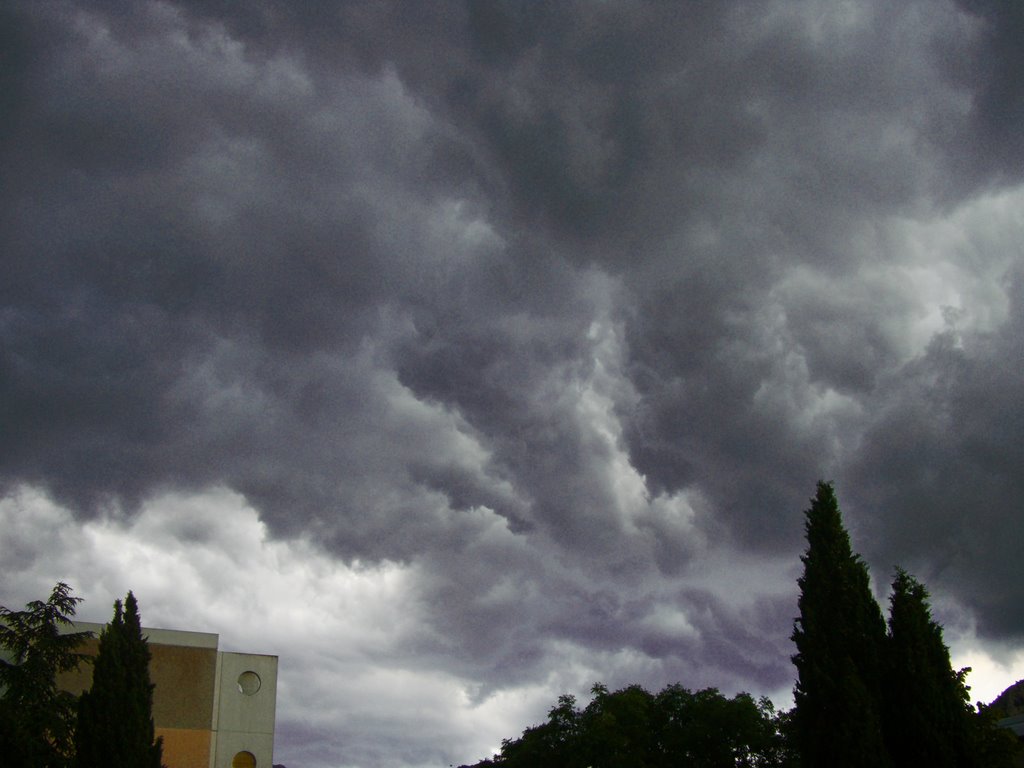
[1, 0, 486, 530]
[850, 266, 1024, 640]
[3, 2, 1024, 763]
[952, 0, 1024, 180]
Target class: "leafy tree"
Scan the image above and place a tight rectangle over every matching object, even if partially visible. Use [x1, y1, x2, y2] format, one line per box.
[969, 702, 1022, 768]
[503, 693, 584, 768]
[771, 706, 801, 768]
[654, 684, 784, 768]
[791, 481, 891, 767]
[74, 591, 163, 768]
[460, 682, 786, 768]
[579, 683, 657, 768]
[0, 582, 91, 768]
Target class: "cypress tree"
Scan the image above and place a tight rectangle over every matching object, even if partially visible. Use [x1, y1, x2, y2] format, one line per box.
[74, 592, 163, 768]
[883, 568, 1017, 768]
[791, 481, 891, 767]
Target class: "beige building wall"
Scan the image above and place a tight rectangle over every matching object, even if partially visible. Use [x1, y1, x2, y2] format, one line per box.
[159, 728, 214, 768]
[57, 622, 276, 768]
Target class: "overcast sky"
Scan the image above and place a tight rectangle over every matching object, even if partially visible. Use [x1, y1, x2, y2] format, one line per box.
[2, 1, 1023, 766]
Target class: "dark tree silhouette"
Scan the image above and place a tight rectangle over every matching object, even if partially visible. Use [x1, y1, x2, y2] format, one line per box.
[657, 684, 784, 768]
[791, 481, 890, 767]
[74, 592, 163, 768]
[885, 568, 1020, 768]
[459, 683, 786, 767]
[458, 480, 1021, 768]
[884, 568, 971, 767]
[0, 582, 91, 768]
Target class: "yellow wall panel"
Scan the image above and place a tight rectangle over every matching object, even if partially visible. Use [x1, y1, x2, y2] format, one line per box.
[149, 644, 218, 729]
[56, 637, 217, 730]
[158, 727, 213, 768]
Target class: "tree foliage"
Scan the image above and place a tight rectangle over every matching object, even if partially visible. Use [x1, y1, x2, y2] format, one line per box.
[74, 591, 163, 768]
[654, 684, 785, 768]
[459, 481, 1023, 768]
[0, 582, 91, 768]
[884, 567, 973, 767]
[791, 481, 890, 768]
[792, 483, 1021, 768]
[886, 568, 1021, 768]
[460, 683, 787, 768]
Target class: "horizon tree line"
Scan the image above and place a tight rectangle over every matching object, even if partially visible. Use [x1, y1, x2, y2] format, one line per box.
[461, 481, 1020, 767]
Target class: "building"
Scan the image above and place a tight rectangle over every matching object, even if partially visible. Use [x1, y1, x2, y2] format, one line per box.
[59, 622, 277, 768]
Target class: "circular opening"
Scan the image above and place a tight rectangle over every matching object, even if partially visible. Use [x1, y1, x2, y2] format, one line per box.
[237, 671, 261, 696]
[231, 751, 256, 768]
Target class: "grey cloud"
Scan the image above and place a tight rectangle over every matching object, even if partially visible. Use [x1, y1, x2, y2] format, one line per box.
[848, 268, 1024, 641]
[3, 2, 1024, 766]
[953, 0, 1024, 180]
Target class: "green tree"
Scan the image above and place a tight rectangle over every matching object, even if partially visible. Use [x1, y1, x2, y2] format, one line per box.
[884, 568, 970, 767]
[884, 568, 1019, 768]
[654, 684, 784, 768]
[969, 702, 1022, 768]
[0, 582, 91, 768]
[74, 592, 163, 768]
[578, 683, 657, 768]
[492, 694, 583, 768]
[791, 481, 891, 767]
[461, 683, 786, 768]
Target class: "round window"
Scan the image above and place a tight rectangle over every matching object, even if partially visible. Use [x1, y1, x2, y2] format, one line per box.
[237, 671, 261, 696]
[231, 751, 256, 768]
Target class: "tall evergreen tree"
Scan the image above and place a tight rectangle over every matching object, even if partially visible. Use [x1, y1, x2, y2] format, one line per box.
[884, 568, 1018, 768]
[74, 592, 163, 768]
[884, 568, 965, 767]
[791, 481, 891, 767]
[0, 582, 91, 768]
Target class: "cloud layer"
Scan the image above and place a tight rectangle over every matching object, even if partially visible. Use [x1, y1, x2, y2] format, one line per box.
[2, 1, 1023, 765]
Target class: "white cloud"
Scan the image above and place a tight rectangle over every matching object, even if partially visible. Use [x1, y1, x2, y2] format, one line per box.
[951, 642, 1024, 708]
[0, 485, 545, 767]
[883, 184, 1024, 345]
